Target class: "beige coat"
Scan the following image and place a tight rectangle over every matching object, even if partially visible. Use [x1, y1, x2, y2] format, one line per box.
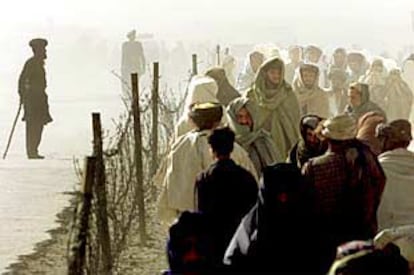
[158, 129, 257, 222]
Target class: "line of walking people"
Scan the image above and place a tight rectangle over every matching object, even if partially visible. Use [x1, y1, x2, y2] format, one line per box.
[157, 47, 414, 274]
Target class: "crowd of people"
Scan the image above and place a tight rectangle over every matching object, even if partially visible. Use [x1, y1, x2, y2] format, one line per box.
[157, 44, 414, 274]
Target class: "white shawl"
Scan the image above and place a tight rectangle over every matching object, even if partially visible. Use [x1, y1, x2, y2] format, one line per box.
[377, 148, 414, 230]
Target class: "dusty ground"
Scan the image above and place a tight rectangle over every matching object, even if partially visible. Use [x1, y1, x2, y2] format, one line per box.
[4, 196, 74, 275]
[3, 195, 168, 275]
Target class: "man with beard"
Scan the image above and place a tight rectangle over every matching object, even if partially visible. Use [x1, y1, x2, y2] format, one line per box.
[329, 48, 348, 73]
[327, 68, 349, 116]
[304, 45, 328, 88]
[347, 52, 369, 83]
[288, 115, 327, 169]
[18, 38, 53, 159]
[345, 82, 386, 122]
[292, 63, 330, 118]
[246, 57, 301, 160]
[284, 45, 302, 85]
[226, 97, 281, 176]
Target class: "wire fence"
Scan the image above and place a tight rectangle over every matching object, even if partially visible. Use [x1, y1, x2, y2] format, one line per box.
[67, 56, 198, 274]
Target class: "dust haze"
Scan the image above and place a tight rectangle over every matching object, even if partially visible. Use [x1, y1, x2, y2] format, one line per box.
[1, 0, 414, 157]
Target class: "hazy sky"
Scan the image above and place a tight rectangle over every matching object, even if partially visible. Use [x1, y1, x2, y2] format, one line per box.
[4, 0, 414, 22]
[2, 0, 414, 55]
[4, 0, 414, 35]
[1, 0, 414, 156]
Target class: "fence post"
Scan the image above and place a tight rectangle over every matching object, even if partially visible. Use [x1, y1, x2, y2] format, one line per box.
[192, 54, 198, 76]
[68, 156, 96, 275]
[92, 113, 113, 274]
[150, 63, 159, 179]
[131, 73, 147, 245]
[216, 44, 221, 66]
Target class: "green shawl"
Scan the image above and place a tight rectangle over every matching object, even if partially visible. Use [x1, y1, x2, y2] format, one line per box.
[246, 57, 301, 158]
[227, 97, 282, 175]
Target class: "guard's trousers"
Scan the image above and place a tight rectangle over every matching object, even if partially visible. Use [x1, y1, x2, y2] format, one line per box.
[25, 119, 44, 158]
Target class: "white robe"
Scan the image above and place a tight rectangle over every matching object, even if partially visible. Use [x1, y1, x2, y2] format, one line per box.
[377, 148, 414, 230]
[236, 58, 256, 96]
[158, 129, 257, 222]
[402, 60, 414, 122]
[403, 60, 414, 94]
[375, 225, 414, 272]
[174, 76, 220, 139]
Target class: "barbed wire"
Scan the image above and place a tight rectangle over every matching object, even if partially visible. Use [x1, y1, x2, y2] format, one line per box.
[111, 70, 153, 114]
[69, 63, 194, 274]
[157, 74, 192, 114]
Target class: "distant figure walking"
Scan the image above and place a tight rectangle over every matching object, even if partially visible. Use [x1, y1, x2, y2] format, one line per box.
[18, 38, 53, 159]
[121, 29, 146, 93]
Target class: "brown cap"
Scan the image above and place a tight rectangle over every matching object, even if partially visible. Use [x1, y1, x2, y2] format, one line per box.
[188, 102, 223, 128]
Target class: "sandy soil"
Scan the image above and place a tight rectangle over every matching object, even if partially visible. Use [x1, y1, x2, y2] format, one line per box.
[3, 196, 168, 275]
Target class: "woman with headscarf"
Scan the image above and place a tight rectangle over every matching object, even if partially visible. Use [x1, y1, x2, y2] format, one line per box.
[246, 57, 301, 160]
[383, 69, 413, 121]
[288, 115, 327, 169]
[226, 97, 281, 176]
[236, 51, 265, 94]
[359, 59, 388, 109]
[292, 63, 330, 118]
[205, 67, 240, 106]
[224, 163, 335, 274]
[345, 82, 387, 122]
